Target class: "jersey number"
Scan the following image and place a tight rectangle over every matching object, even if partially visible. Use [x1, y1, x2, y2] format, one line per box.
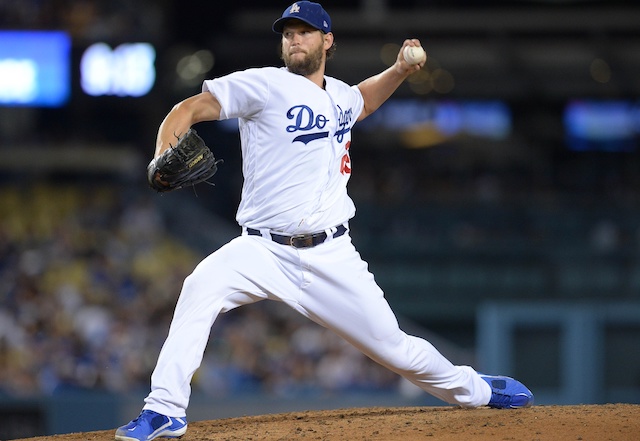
[340, 142, 351, 175]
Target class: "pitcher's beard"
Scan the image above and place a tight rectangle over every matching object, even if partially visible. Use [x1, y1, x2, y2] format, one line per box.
[284, 47, 323, 76]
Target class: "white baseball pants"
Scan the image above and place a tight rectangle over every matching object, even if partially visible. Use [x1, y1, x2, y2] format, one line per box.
[143, 232, 491, 417]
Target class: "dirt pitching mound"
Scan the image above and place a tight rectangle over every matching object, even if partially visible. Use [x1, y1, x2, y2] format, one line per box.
[14, 404, 640, 441]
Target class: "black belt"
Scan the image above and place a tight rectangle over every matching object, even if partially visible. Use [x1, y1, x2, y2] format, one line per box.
[247, 224, 347, 249]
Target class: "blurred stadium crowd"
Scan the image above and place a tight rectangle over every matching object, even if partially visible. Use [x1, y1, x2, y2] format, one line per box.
[0, 0, 165, 41]
[2, 156, 638, 398]
[0, 183, 401, 398]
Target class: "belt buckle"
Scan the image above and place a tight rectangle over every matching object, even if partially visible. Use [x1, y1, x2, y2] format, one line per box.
[289, 234, 314, 248]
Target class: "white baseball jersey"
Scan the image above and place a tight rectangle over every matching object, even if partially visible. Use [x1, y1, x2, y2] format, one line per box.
[203, 67, 362, 234]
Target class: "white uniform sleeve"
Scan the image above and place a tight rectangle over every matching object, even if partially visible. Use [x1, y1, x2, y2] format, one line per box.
[202, 68, 271, 121]
[349, 84, 365, 125]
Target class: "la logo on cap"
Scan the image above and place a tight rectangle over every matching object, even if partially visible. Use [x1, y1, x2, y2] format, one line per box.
[290, 3, 300, 13]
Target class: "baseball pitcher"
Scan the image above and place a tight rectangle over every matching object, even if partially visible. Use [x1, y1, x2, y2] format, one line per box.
[116, 2, 533, 440]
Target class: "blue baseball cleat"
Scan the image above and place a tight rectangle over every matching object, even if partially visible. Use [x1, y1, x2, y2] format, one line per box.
[115, 410, 187, 441]
[480, 374, 534, 409]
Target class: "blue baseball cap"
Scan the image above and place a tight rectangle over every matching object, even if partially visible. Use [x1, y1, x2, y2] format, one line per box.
[272, 2, 332, 34]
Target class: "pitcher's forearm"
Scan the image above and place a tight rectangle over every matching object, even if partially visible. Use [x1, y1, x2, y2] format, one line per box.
[155, 92, 222, 157]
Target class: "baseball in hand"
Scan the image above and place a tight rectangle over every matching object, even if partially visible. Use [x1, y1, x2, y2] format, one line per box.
[403, 45, 426, 65]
